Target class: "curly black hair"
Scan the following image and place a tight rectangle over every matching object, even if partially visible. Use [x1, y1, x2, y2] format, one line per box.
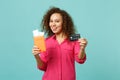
[41, 7, 76, 37]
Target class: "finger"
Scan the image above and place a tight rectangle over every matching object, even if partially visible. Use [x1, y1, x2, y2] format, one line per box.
[33, 45, 39, 49]
[32, 50, 40, 54]
[78, 40, 87, 46]
[81, 39, 87, 44]
[78, 38, 85, 42]
[80, 41, 87, 45]
[32, 49, 40, 53]
[80, 43, 86, 46]
[33, 48, 40, 50]
[32, 47, 40, 51]
[32, 51, 40, 55]
[33, 51, 40, 53]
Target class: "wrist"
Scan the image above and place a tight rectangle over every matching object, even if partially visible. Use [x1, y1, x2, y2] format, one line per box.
[80, 47, 85, 52]
[79, 48, 86, 59]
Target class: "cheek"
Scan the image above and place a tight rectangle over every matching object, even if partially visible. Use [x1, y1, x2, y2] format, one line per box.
[58, 26, 63, 32]
[58, 24, 63, 30]
[49, 23, 52, 29]
[49, 22, 51, 27]
[57, 22, 62, 28]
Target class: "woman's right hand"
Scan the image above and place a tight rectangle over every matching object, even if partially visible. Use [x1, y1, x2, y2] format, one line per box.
[32, 46, 40, 55]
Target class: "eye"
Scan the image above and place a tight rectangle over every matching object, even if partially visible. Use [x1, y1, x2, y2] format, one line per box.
[55, 20, 59, 23]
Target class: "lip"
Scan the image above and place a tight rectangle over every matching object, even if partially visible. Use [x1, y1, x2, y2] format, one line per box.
[51, 27, 57, 31]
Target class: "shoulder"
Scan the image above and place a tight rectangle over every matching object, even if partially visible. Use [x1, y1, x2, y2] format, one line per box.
[45, 35, 56, 45]
[45, 35, 55, 41]
[45, 35, 56, 48]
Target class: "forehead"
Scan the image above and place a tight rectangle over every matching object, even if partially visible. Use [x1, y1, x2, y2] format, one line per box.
[50, 13, 62, 19]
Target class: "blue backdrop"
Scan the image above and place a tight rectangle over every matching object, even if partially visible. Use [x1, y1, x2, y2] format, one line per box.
[0, 0, 120, 80]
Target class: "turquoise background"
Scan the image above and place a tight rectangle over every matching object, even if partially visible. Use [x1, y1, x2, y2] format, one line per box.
[0, 0, 120, 80]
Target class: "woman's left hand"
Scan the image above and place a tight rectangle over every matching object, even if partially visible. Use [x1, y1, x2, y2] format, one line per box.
[78, 38, 88, 50]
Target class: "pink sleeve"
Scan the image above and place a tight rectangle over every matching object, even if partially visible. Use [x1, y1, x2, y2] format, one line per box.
[37, 62, 47, 71]
[74, 41, 86, 64]
[37, 52, 48, 71]
[40, 51, 49, 63]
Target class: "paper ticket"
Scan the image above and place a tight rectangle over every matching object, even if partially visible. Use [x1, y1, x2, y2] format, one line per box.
[33, 29, 46, 52]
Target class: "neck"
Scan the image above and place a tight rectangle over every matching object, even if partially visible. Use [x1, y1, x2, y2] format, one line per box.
[55, 33, 67, 44]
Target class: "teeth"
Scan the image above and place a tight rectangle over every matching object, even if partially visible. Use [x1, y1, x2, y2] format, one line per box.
[52, 28, 56, 30]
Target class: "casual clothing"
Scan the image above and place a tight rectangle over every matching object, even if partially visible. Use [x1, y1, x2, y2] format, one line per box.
[37, 35, 86, 80]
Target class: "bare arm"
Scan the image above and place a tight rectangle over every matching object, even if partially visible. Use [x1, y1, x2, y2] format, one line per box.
[78, 38, 88, 59]
[32, 46, 44, 67]
[78, 48, 86, 59]
[34, 54, 44, 67]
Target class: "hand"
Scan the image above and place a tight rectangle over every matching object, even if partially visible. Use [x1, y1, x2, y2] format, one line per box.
[78, 38, 88, 50]
[32, 46, 40, 55]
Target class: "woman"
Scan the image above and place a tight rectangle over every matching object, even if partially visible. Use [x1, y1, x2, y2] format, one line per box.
[32, 7, 88, 80]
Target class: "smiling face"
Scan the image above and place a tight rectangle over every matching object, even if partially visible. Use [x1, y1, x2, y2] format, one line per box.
[49, 13, 63, 35]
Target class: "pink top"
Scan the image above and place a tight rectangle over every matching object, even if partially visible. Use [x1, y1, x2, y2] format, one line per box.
[37, 35, 86, 80]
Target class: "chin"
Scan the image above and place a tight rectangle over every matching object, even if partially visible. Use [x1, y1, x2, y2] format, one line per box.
[52, 30, 61, 34]
[52, 31, 58, 34]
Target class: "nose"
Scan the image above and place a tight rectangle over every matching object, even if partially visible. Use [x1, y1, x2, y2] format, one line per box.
[52, 22, 56, 26]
